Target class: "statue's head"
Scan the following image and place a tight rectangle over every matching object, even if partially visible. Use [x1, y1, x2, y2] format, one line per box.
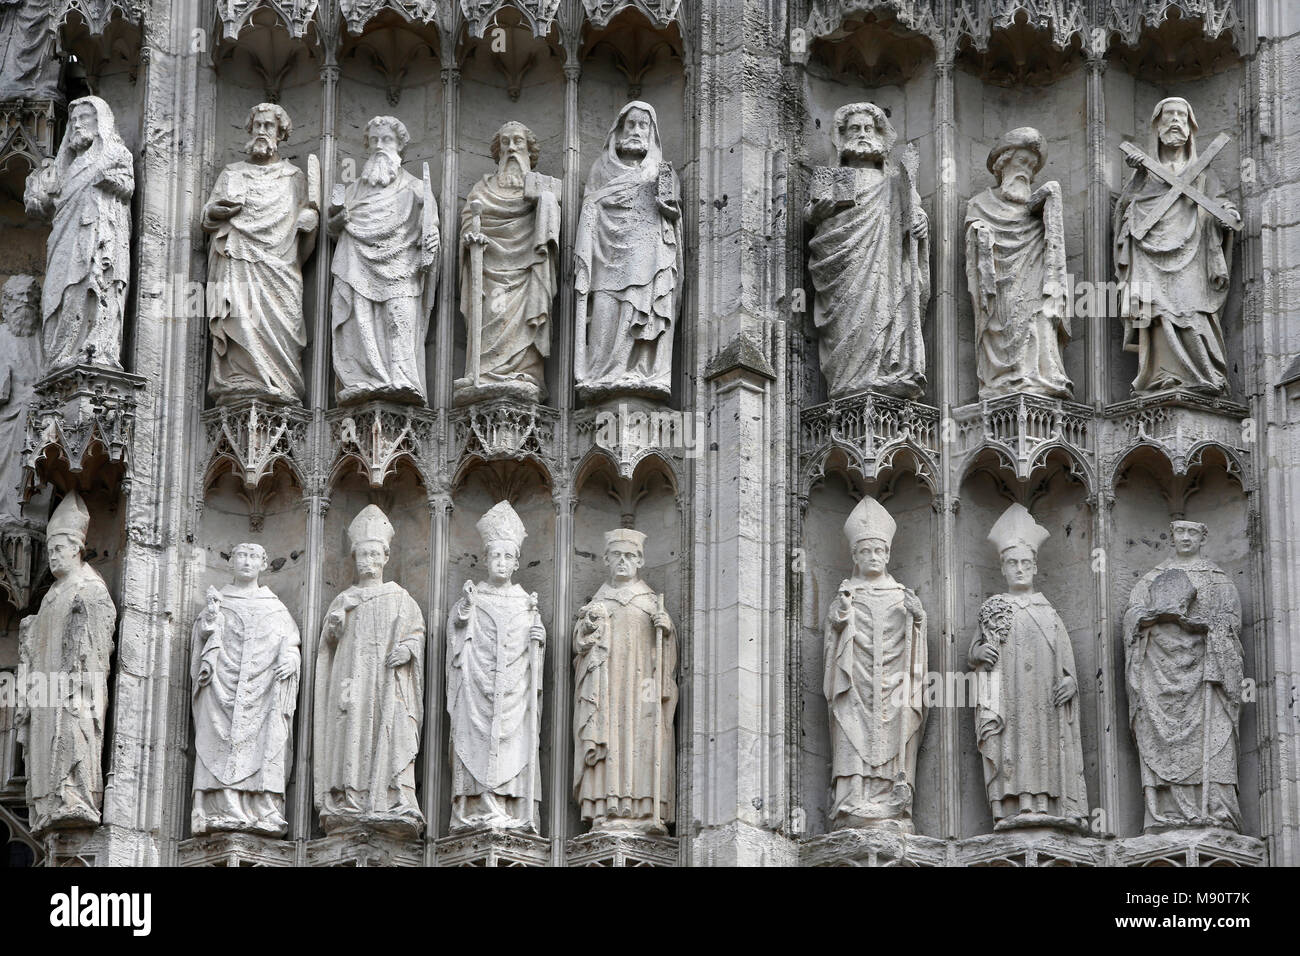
[1, 274, 40, 337]
[999, 543, 1038, 591]
[616, 105, 654, 162]
[1170, 519, 1208, 557]
[347, 504, 394, 580]
[831, 102, 895, 167]
[361, 115, 410, 187]
[229, 542, 268, 584]
[852, 537, 891, 578]
[68, 100, 100, 153]
[490, 121, 539, 190]
[988, 503, 1048, 592]
[1152, 97, 1196, 154]
[988, 127, 1045, 204]
[245, 103, 292, 164]
[603, 528, 646, 584]
[477, 501, 526, 586]
[46, 492, 90, 580]
[485, 540, 520, 584]
[843, 496, 895, 579]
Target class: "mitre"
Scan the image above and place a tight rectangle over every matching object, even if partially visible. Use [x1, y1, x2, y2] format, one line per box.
[348, 504, 394, 549]
[47, 491, 90, 547]
[605, 528, 647, 550]
[843, 496, 895, 546]
[988, 502, 1050, 556]
[477, 501, 527, 551]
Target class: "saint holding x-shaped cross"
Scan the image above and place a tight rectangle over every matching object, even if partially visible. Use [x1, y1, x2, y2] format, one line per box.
[1114, 97, 1241, 397]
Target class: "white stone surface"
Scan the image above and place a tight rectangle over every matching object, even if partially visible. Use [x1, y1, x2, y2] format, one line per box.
[0, 276, 41, 516]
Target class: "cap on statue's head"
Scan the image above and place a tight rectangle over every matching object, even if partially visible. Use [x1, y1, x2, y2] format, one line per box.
[843, 496, 896, 547]
[477, 501, 527, 551]
[48, 491, 90, 548]
[604, 528, 646, 551]
[347, 504, 394, 550]
[986, 126, 1046, 176]
[988, 502, 1050, 556]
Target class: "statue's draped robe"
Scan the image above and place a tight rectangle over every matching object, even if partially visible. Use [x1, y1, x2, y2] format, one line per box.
[970, 592, 1087, 826]
[1123, 560, 1243, 831]
[965, 185, 1072, 399]
[823, 575, 926, 825]
[206, 160, 309, 403]
[313, 581, 424, 832]
[331, 169, 434, 404]
[1115, 157, 1235, 394]
[25, 125, 133, 370]
[0, 0, 58, 98]
[573, 580, 677, 825]
[459, 175, 560, 396]
[574, 118, 680, 397]
[17, 563, 115, 833]
[807, 167, 929, 400]
[446, 582, 543, 829]
[0, 322, 41, 511]
[190, 585, 301, 835]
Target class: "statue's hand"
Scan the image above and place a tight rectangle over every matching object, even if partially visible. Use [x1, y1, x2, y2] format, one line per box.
[807, 197, 839, 224]
[652, 610, 672, 632]
[974, 642, 999, 667]
[274, 658, 296, 681]
[326, 205, 349, 233]
[423, 231, 439, 254]
[1125, 151, 1144, 169]
[1052, 674, 1077, 707]
[206, 198, 243, 221]
[911, 211, 929, 241]
[196, 662, 213, 687]
[903, 590, 925, 620]
[296, 208, 319, 234]
[387, 645, 413, 668]
[324, 607, 346, 638]
[463, 230, 489, 247]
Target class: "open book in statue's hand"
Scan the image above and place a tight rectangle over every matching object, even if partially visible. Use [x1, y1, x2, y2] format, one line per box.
[1141, 568, 1202, 628]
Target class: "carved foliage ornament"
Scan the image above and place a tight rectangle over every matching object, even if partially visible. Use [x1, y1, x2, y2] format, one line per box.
[461, 0, 560, 39]
[217, 0, 320, 41]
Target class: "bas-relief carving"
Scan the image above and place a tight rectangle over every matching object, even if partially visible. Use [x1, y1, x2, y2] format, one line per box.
[454, 121, 560, 408]
[1123, 520, 1243, 833]
[447, 501, 545, 832]
[0, 0, 59, 98]
[313, 505, 425, 835]
[205, 103, 319, 406]
[0, 277, 42, 517]
[1115, 97, 1241, 397]
[16, 492, 116, 834]
[806, 102, 929, 401]
[23, 96, 134, 375]
[969, 503, 1088, 833]
[573, 528, 676, 834]
[824, 496, 926, 832]
[328, 115, 439, 406]
[574, 101, 681, 403]
[190, 543, 301, 837]
[965, 127, 1072, 401]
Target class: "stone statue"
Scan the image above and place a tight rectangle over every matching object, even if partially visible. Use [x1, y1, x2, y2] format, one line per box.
[446, 501, 545, 832]
[824, 496, 926, 831]
[1115, 97, 1242, 395]
[573, 528, 676, 834]
[969, 503, 1088, 832]
[965, 127, 1072, 400]
[313, 505, 425, 835]
[454, 120, 560, 407]
[0, 0, 59, 98]
[15, 492, 116, 834]
[574, 101, 681, 403]
[205, 103, 319, 405]
[0, 276, 42, 515]
[327, 115, 439, 405]
[1123, 520, 1244, 832]
[23, 96, 134, 373]
[190, 543, 301, 837]
[806, 102, 929, 400]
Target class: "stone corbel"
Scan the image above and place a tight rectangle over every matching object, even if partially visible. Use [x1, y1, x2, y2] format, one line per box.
[801, 389, 941, 494]
[327, 403, 438, 490]
[565, 830, 678, 866]
[54, 0, 147, 90]
[434, 828, 551, 866]
[582, 0, 681, 31]
[199, 400, 311, 506]
[460, 0, 560, 39]
[339, 0, 440, 36]
[216, 0, 321, 42]
[0, 100, 58, 172]
[0, 519, 43, 611]
[451, 399, 558, 472]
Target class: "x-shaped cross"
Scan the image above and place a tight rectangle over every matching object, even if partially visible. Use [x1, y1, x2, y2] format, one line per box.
[1120, 132, 1241, 240]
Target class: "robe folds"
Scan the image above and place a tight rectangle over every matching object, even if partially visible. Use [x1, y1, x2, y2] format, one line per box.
[969, 591, 1087, 826]
[573, 580, 677, 826]
[807, 167, 929, 400]
[206, 160, 310, 404]
[17, 563, 116, 834]
[313, 581, 424, 833]
[823, 574, 926, 824]
[190, 585, 300, 835]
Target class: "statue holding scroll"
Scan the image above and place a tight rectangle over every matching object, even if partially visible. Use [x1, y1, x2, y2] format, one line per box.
[806, 102, 929, 400]
[455, 121, 560, 407]
[1123, 520, 1244, 832]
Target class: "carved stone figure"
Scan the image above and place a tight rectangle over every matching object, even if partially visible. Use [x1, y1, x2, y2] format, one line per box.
[1115, 97, 1242, 395]
[969, 503, 1087, 832]
[313, 505, 425, 834]
[190, 543, 301, 837]
[824, 496, 926, 831]
[454, 120, 560, 406]
[1123, 520, 1244, 832]
[0, 276, 42, 515]
[328, 115, 439, 405]
[15, 492, 116, 834]
[23, 96, 134, 373]
[0, 0, 59, 98]
[574, 101, 681, 402]
[447, 502, 545, 832]
[806, 102, 929, 400]
[205, 103, 319, 405]
[573, 529, 676, 833]
[965, 127, 1072, 400]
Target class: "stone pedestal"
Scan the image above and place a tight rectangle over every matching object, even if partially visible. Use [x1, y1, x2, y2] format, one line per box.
[435, 828, 550, 867]
[566, 831, 678, 867]
[177, 832, 295, 867]
[305, 829, 423, 868]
